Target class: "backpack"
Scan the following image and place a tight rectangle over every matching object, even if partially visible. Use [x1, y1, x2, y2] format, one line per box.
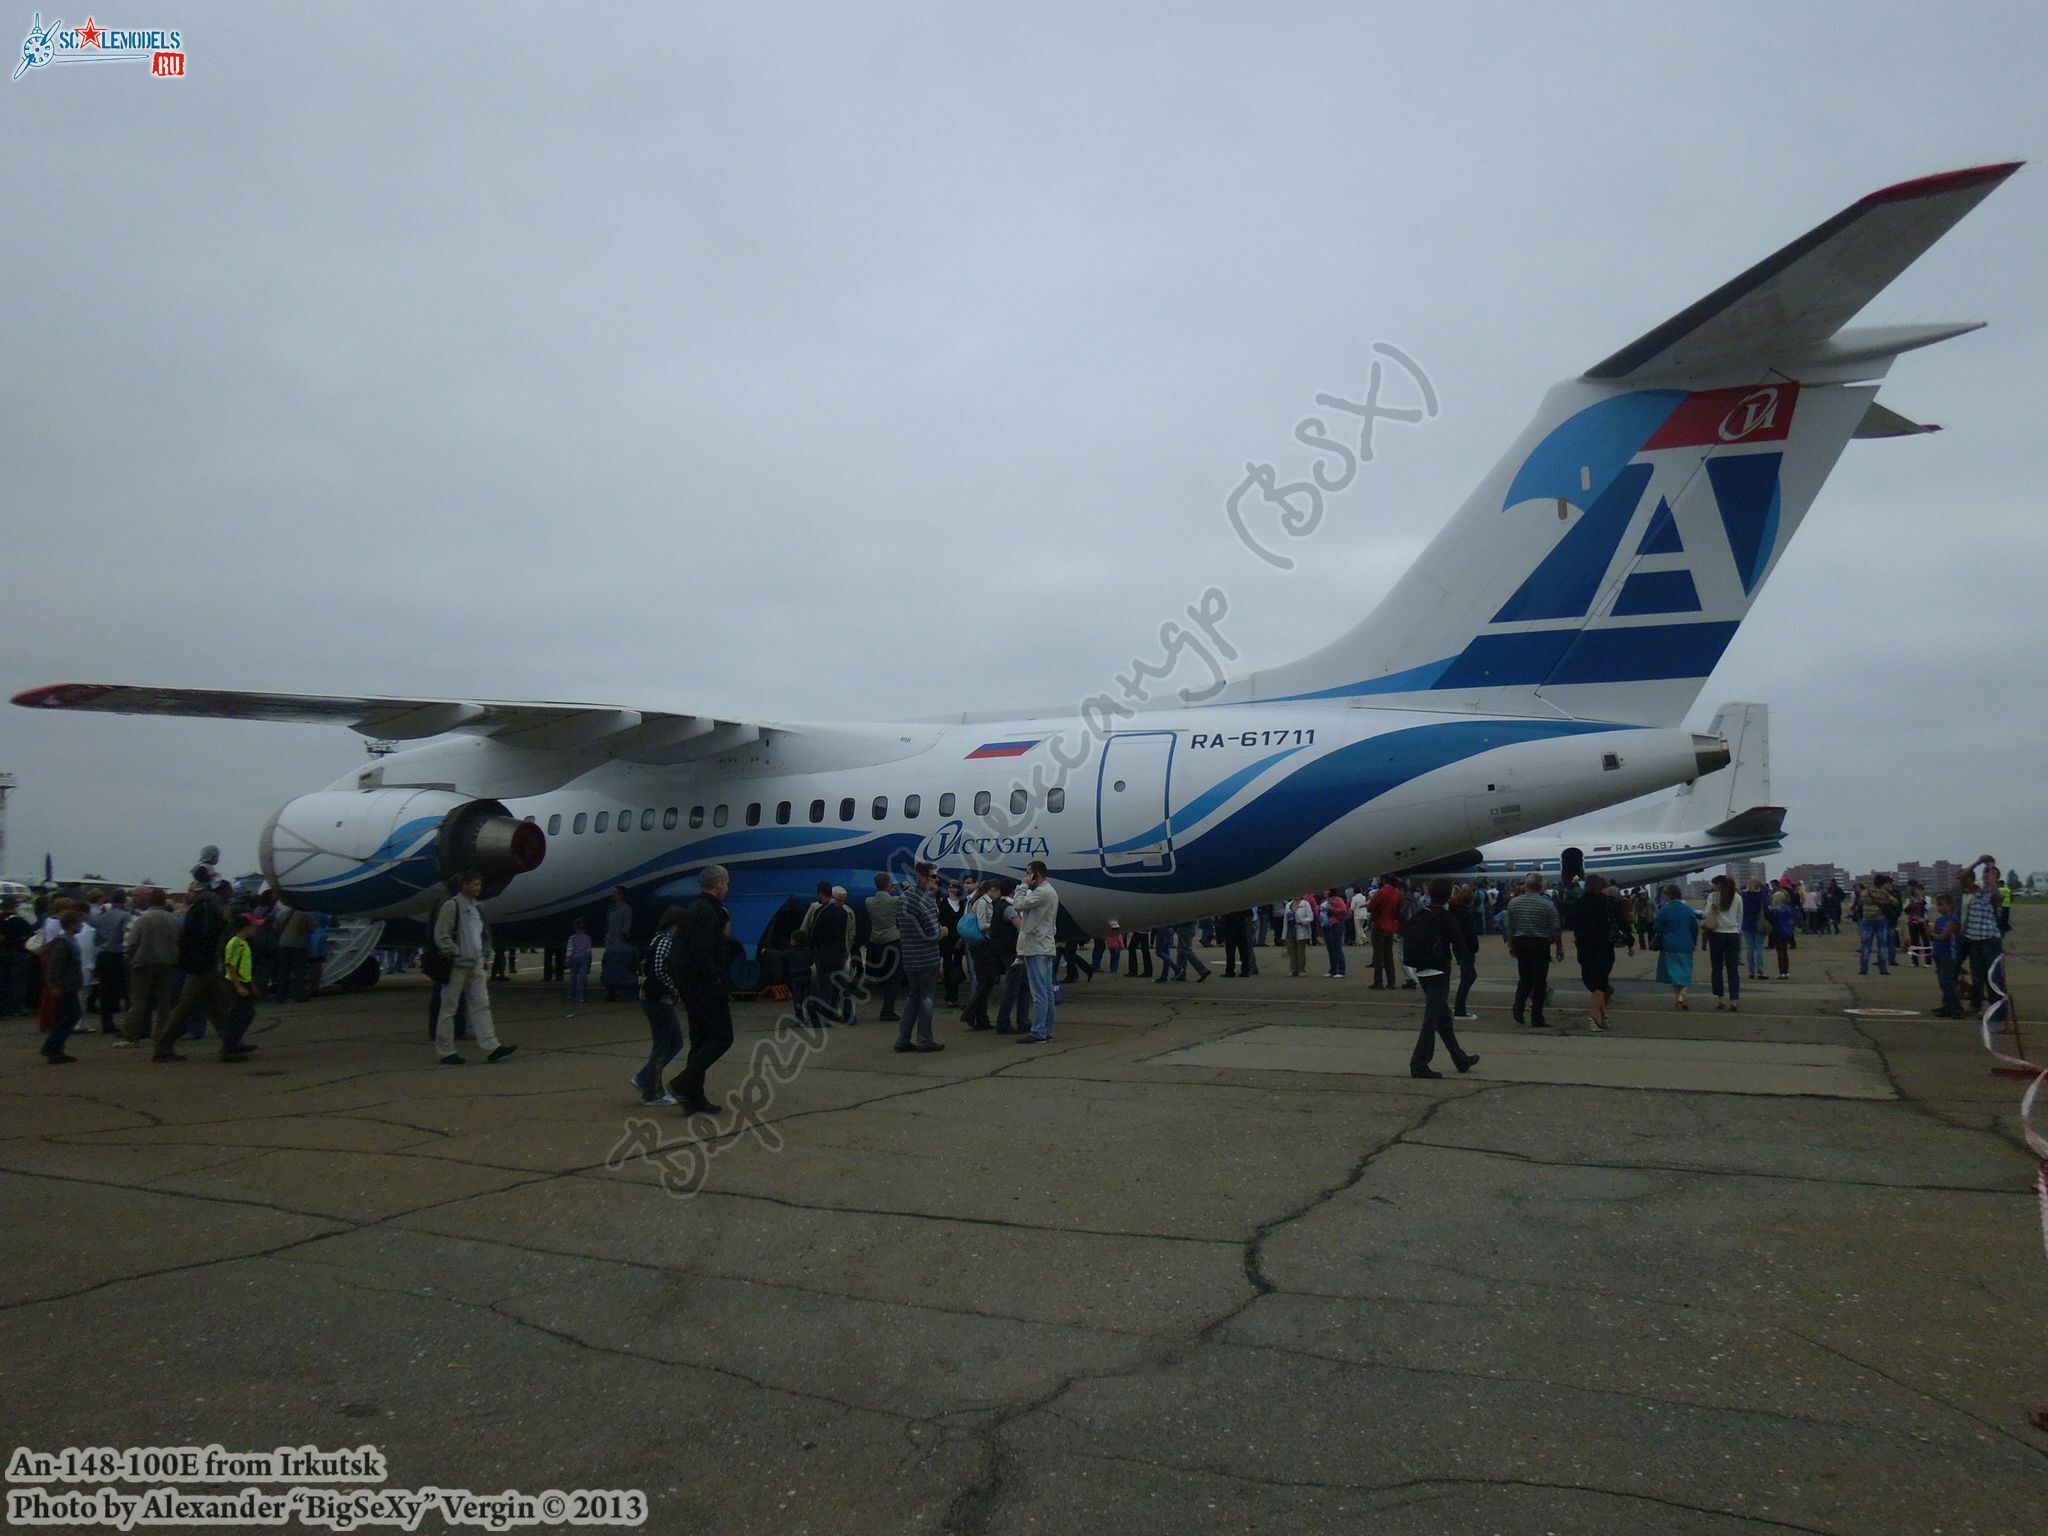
[1401, 910, 1452, 973]
[1397, 889, 1422, 925]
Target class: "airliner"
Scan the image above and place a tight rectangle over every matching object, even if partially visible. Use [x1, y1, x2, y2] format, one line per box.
[1411, 701, 1784, 887]
[12, 165, 2017, 972]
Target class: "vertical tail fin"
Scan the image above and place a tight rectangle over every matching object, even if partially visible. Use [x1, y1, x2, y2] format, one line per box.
[1224, 164, 2018, 726]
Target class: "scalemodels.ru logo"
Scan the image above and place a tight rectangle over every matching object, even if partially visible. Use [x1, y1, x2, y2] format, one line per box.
[13, 11, 185, 80]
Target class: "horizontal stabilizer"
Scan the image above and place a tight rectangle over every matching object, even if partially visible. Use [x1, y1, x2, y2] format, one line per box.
[1855, 401, 1942, 438]
[1587, 162, 2020, 382]
[1703, 805, 1787, 841]
[11, 683, 774, 764]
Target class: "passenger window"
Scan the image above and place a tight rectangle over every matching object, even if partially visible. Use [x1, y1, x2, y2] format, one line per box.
[594, 811, 609, 833]
[1009, 788, 1028, 815]
[974, 790, 991, 816]
[572, 812, 588, 834]
[871, 795, 888, 820]
[662, 807, 678, 830]
[839, 797, 855, 822]
[688, 806, 704, 829]
[640, 809, 656, 831]
[1047, 787, 1065, 813]
[620, 811, 634, 833]
[547, 814, 562, 836]
[809, 799, 825, 824]
[938, 792, 955, 816]
[745, 803, 762, 827]
[713, 805, 729, 828]
[904, 794, 921, 819]
[775, 801, 791, 825]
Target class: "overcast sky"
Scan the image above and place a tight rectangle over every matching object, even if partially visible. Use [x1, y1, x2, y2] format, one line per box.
[3, 2, 2043, 886]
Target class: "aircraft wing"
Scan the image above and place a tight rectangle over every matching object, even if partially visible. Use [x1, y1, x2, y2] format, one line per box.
[10, 682, 771, 763]
[1586, 161, 2021, 381]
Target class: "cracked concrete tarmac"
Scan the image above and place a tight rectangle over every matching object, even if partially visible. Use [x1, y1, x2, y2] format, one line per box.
[2, 923, 2044, 1533]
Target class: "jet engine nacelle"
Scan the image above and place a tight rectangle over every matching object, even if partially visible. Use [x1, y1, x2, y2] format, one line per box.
[258, 788, 545, 918]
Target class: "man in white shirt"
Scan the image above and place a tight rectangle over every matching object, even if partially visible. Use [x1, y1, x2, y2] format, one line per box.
[431, 872, 517, 1065]
[1010, 861, 1061, 1044]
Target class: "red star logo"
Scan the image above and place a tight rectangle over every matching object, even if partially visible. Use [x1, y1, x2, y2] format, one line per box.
[77, 17, 102, 47]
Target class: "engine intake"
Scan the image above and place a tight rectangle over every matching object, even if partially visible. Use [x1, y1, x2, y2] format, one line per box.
[437, 797, 546, 896]
[259, 789, 546, 917]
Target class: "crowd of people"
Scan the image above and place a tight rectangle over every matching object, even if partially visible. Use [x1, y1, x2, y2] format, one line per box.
[5, 850, 2019, 1111]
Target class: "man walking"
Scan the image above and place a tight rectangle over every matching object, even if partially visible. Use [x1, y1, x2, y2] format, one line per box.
[89, 890, 132, 1033]
[1405, 879, 1480, 1079]
[1504, 873, 1564, 1029]
[1959, 857, 2007, 1014]
[121, 887, 180, 1047]
[892, 862, 945, 1053]
[38, 909, 87, 1064]
[633, 906, 685, 1106]
[866, 872, 903, 1023]
[158, 882, 233, 1062]
[0, 897, 34, 1018]
[1011, 860, 1061, 1043]
[808, 884, 856, 1026]
[669, 865, 734, 1114]
[432, 872, 517, 1065]
[1367, 876, 1404, 989]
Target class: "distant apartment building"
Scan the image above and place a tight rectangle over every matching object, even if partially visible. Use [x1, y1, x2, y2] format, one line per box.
[1724, 858, 1767, 886]
[1782, 862, 1850, 890]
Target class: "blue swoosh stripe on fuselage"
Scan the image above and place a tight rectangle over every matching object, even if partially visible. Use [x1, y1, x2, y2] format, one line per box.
[552, 825, 879, 908]
[1059, 718, 1620, 894]
[288, 856, 447, 913]
[1084, 745, 1306, 855]
[292, 817, 442, 890]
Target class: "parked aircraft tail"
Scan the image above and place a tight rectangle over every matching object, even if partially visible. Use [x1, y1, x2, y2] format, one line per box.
[1224, 163, 2020, 726]
[1657, 700, 1769, 832]
[1702, 805, 1787, 843]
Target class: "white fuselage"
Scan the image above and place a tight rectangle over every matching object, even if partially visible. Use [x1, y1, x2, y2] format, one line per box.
[273, 701, 1716, 943]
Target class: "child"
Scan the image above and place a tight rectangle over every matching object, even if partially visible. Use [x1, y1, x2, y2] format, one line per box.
[1930, 895, 1963, 1017]
[221, 912, 258, 1062]
[565, 917, 592, 1004]
[1104, 920, 1124, 974]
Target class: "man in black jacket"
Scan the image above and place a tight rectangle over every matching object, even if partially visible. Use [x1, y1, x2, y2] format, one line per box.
[668, 865, 733, 1115]
[158, 883, 245, 1063]
[1406, 878, 1480, 1080]
[807, 885, 854, 1028]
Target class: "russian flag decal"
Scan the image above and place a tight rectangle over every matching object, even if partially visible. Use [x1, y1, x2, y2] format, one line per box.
[966, 739, 1040, 759]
